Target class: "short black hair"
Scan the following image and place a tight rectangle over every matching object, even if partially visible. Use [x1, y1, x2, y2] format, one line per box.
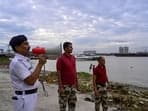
[97, 56, 104, 61]
[63, 42, 72, 50]
[9, 35, 27, 52]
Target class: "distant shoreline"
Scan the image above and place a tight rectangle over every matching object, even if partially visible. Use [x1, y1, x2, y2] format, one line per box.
[76, 53, 148, 61]
[114, 53, 148, 57]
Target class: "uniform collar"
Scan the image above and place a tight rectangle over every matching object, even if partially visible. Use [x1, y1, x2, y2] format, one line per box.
[15, 53, 30, 61]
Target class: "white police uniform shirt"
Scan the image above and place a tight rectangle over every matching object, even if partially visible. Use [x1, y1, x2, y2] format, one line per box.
[10, 53, 40, 111]
[9, 53, 39, 91]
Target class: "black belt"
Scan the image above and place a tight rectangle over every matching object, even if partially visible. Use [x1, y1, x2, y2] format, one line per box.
[96, 83, 106, 87]
[15, 88, 38, 95]
[63, 85, 75, 87]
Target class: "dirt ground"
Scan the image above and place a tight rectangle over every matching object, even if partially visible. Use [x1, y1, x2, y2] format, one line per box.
[0, 70, 106, 111]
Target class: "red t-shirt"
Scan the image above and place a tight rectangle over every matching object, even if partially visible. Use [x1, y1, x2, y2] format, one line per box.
[56, 53, 77, 85]
[93, 64, 108, 84]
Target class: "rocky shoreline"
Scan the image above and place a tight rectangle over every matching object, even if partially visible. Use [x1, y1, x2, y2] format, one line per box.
[44, 71, 148, 111]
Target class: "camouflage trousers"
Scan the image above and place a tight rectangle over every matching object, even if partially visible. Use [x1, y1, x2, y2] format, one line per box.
[58, 85, 77, 111]
[95, 84, 108, 111]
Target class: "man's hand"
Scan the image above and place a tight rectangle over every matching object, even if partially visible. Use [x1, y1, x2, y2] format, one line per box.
[94, 90, 99, 96]
[106, 83, 111, 92]
[38, 54, 47, 65]
[58, 87, 64, 93]
[107, 85, 111, 92]
[76, 85, 80, 92]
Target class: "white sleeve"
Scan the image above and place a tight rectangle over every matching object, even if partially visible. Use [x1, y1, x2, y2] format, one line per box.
[13, 61, 31, 80]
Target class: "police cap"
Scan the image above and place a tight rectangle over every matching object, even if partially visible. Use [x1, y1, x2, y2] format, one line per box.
[9, 35, 27, 51]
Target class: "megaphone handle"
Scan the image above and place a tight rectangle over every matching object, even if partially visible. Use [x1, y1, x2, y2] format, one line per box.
[41, 81, 48, 96]
[42, 64, 48, 96]
[43, 64, 45, 73]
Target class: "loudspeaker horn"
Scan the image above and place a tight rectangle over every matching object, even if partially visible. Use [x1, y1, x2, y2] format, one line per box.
[46, 43, 62, 59]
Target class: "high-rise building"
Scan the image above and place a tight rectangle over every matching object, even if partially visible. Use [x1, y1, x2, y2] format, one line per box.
[119, 47, 129, 54]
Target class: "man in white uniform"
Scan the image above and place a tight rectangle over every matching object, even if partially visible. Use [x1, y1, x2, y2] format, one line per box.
[9, 35, 47, 111]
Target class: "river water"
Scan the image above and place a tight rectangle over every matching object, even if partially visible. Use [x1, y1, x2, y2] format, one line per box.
[31, 56, 148, 88]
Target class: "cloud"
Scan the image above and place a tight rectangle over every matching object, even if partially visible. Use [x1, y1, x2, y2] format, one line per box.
[0, 0, 148, 53]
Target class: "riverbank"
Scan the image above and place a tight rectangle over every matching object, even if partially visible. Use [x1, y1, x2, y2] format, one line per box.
[44, 71, 148, 111]
[0, 76, 95, 111]
[0, 68, 148, 111]
[0, 70, 106, 111]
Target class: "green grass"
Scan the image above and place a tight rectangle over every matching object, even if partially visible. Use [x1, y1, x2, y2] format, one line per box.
[43, 71, 148, 111]
[0, 56, 10, 65]
[43, 71, 93, 93]
[78, 72, 91, 78]
[77, 72, 93, 93]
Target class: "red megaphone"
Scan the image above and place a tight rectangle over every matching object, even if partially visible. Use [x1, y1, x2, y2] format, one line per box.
[32, 47, 46, 55]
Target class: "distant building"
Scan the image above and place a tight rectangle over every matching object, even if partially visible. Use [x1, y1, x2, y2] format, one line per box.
[83, 50, 96, 55]
[119, 47, 129, 54]
[0, 49, 4, 54]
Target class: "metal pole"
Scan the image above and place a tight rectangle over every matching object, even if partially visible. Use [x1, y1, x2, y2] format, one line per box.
[40, 64, 48, 97]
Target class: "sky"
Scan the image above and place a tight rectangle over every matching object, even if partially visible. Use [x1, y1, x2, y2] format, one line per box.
[0, 0, 148, 53]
